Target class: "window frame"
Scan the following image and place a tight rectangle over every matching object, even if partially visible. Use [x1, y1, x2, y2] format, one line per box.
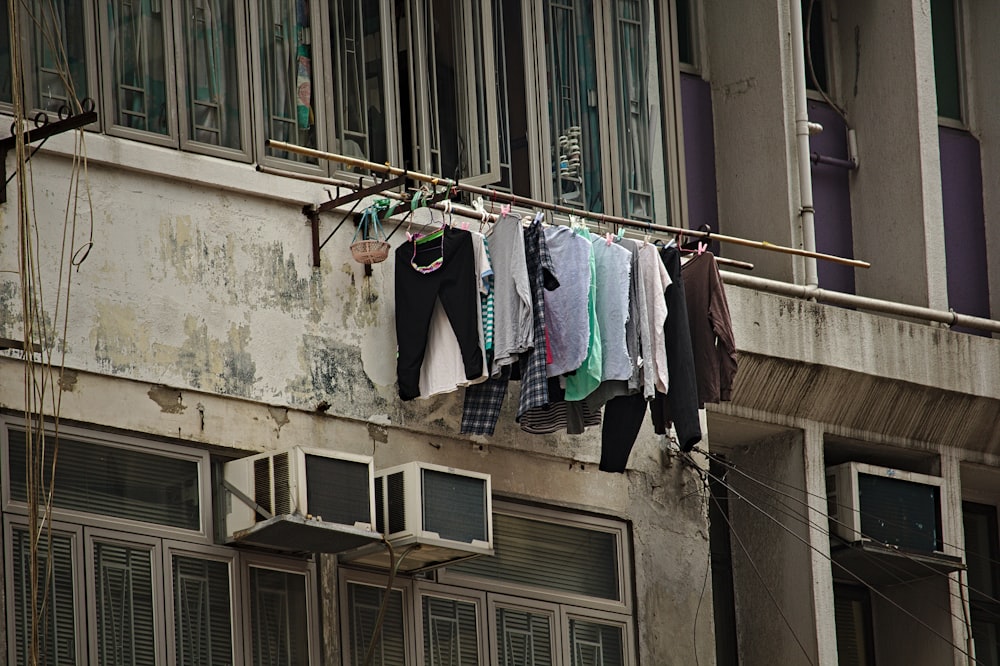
[162, 539, 244, 666]
[338, 567, 417, 666]
[3, 515, 87, 666]
[1, 418, 215, 544]
[560, 604, 637, 666]
[486, 593, 561, 666]
[84, 525, 168, 665]
[246, 0, 335, 175]
[413, 581, 489, 665]
[437, 502, 634, 615]
[6, 0, 102, 123]
[931, 0, 969, 129]
[241, 551, 321, 665]
[170, 0, 255, 161]
[97, 0, 180, 146]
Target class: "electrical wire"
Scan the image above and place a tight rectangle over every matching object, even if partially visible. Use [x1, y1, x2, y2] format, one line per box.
[699, 447, 1000, 609]
[681, 453, 985, 664]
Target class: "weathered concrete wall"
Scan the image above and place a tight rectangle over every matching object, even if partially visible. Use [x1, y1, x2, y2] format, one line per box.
[0, 138, 716, 663]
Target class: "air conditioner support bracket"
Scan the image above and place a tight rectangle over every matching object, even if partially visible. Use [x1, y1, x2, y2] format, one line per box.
[222, 479, 274, 520]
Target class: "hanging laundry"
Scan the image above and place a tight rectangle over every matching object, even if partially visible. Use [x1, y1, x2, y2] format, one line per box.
[418, 231, 492, 398]
[519, 378, 602, 435]
[515, 218, 559, 420]
[489, 214, 533, 372]
[563, 226, 602, 401]
[638, 242, 671, 395]
[679, 251, 738, 405]
[394, 227, 483, 401]
[542, 225, 592, 377]
[650, 244, 702, 452]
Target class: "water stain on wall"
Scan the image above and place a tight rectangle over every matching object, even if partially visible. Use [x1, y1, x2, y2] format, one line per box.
[287, 335, 389, 416]
[91, 301, 151, 373]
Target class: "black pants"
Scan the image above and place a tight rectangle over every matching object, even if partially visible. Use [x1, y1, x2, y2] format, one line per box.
[395, 228, 483, 400]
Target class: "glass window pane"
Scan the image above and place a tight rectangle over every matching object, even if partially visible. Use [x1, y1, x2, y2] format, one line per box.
[8, 428, 202, 530]
[422, 595, 479, 666]
[0, 7, 10, 103]
[331, 0, 389, 166]
[107, 0, 171, 134]
[416, 0, 497, 180]
[173, 555, 234, 665]
[568, 619, 623, 666]
[11, 526, 79, 665]
[94, 541, 157, 666]
[491, 0, 530, 195]
[931, 0, 962, 121]
[348, 581, 406, 666]
[612, 0, 666, 223]
[496, 606, 553, 666]
[181, 0, 242, 148]
[450, 513, 621, 602]
[259, 0, 318, 163]
[27, 0, 90, 113]
[543, 0, 604, 212]
[249, 566, 310, 666]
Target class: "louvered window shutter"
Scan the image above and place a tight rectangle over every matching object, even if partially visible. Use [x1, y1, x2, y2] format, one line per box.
[496, 607, 553, 666]
[173, 555, 234, 665]
[568, 619, 624, 666]
[421, 595, 479, 665]
[249, 567, 310, 666]
[8, 428, 201, 530]
[450, 514, 620, 601]
[11, 526, 78, 665]
[94, 541, 157, 665]
[348, 582, 407, 666]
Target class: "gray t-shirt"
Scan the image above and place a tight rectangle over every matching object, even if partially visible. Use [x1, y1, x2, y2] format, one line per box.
[489, 214, 533, 371]
[543, 225, 592, 377]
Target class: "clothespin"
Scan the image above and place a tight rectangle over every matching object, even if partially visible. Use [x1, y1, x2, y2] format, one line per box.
[500, 203, 511, 217]
[605, 232, 613, 246]
[533, 210, 544, 226]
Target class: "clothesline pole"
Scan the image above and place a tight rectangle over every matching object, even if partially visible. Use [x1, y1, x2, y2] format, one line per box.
[263, 140, 870, 269]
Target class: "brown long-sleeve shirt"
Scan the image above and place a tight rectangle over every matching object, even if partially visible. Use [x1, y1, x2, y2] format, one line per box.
[680, 251, 738, 405]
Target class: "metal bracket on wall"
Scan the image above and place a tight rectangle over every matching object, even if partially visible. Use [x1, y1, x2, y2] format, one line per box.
[305, 174, 407, 268]
[0, 102, 98, 204]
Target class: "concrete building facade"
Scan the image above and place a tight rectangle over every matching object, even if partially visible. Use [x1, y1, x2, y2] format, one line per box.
[0, 0, 998, 665]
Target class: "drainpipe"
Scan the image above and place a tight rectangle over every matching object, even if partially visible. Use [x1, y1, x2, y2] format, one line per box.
[788, 0, 820, 289]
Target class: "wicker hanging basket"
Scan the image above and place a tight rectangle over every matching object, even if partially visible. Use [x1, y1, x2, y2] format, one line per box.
[350, 206, 390, 265]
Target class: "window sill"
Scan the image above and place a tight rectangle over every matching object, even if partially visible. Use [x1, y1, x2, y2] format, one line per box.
[1, 114, 326, 208]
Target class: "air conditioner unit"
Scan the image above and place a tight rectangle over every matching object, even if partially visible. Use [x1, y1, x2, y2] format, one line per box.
[341, 461, 493, 573]
[826, 462, 944, 554]
[223, 447, 381, 553]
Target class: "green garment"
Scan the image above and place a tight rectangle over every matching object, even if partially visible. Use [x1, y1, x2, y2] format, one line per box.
[564, 227, 602, 401]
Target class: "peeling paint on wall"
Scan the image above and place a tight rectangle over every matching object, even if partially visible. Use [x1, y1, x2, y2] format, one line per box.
[0, 281, 20, 336]
[221, 324, 258, 397]
[148, 385, 186, 413]
[268, 406, 290, 436]
[58, 369, 78, 392]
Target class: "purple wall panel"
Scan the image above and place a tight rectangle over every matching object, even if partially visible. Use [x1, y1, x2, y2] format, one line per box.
[939, 126, 990, 324]
[807, 101, 856, 294]
[680, 74, 720, 247]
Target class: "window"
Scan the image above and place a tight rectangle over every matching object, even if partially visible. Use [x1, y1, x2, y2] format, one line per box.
[2, 420, 319, 666]
[833, 584, 876, 666]
[931, 0, 964, 122]
[963, 502, 1000, 666]
[0, 0, 95, 113]
[340, 503, 635, 665]
[802, 0, 830, 93]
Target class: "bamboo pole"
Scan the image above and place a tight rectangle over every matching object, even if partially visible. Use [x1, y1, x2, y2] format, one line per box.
[264, 140, 870, 269]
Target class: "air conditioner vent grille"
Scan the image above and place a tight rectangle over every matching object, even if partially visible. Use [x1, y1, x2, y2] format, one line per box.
[374, 477, 385, 535]
[304, 455, 371, 525]
[253, 457, 271, 523]
[422, 469, 487, 543]
[273, 451, 291, 515]
[387, 472, 406, 534]
[858, 473, 941, 552]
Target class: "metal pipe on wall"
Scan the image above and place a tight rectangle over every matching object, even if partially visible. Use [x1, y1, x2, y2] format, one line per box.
[721, 271, 1000, 334]
[789, 0, 821, 288]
